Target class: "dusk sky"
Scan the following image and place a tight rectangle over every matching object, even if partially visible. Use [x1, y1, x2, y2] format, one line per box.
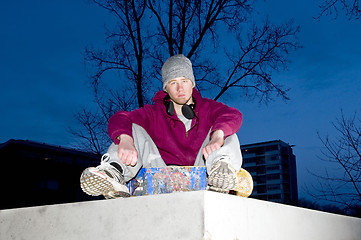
[1, 0, 360, 200]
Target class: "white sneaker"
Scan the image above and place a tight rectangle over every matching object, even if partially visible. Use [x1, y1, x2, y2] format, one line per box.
[80, 154, 130, 198]
[207, 158, 237, 193]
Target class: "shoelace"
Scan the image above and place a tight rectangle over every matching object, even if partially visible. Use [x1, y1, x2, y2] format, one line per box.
[97, 153, 123, 183]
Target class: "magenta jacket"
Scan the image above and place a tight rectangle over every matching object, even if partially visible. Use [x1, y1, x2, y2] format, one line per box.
[108, 89, 243, 166]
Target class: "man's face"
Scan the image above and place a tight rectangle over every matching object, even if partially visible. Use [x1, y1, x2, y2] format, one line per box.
[165, 77, 194, 105]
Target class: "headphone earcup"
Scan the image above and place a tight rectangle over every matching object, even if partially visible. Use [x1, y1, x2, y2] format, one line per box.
[182, 104, 195, 119]
[166, 101, 174, 116]
[163, 94, 195, 119]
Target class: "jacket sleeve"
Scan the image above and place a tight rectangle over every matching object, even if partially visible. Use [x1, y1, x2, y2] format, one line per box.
[208, 100, 243, 138]
[107, 105, 154, 144]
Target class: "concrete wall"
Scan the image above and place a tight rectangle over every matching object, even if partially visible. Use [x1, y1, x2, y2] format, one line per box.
[1, 191, 360, 240]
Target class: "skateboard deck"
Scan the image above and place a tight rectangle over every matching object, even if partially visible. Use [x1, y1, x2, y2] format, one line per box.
[128, 166, 207, 196]
[128, 166, 253, 197]
[233, 168, 253, 197]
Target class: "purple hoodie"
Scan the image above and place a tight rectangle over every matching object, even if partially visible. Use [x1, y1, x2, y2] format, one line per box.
[108, 89, 243, 166]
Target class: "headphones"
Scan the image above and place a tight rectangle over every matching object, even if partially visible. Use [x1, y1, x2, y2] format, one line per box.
[163, 94, 196, 120]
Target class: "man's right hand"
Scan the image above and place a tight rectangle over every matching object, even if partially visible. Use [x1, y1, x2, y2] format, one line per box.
[117, 134, 138, 166]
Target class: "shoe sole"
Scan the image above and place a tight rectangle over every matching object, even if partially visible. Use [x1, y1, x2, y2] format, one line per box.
[207, 186, 230, 194]
[80, 168, 130, 198]
[208, 161, 237, 191]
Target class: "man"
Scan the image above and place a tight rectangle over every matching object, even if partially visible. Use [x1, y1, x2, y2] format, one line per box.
[80, 54, 243, 199]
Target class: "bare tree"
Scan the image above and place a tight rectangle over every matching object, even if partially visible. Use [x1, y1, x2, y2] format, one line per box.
[73, 0, 301, 153]
[212, 20, 299, 101]
[68, 88, 136, 153]
[316, 0, 361, 19]
[74, 0, 150, 152]
[308, 111, 361, 216]
[147, 0, 299, 101]
[68, 109, 108, 155]
[85, 0, 148, 108]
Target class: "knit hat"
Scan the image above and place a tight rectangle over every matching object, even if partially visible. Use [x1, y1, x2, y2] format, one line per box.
[161, 54, 195, 91]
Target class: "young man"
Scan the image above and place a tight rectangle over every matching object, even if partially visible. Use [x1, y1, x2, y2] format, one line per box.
[80, 54, 243, 198]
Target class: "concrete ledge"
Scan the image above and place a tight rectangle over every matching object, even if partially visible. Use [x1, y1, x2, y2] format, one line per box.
[1, 191, 360, 240]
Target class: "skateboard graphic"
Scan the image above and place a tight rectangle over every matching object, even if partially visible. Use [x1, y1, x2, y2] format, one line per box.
[128, 166, 253, 197]
[232, 168, 254, 197]
[128, 166, 207, 196]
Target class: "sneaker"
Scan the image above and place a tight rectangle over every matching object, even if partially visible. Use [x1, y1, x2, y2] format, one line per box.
[207, 158, 237, 193]
[80, 154, 130, 199]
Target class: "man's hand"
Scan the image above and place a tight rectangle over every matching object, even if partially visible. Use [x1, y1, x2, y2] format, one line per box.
[202, 130, 225, 160]
[117, 134, 138, 166]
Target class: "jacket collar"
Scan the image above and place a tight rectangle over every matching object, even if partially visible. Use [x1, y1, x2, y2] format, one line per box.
[152, 88, 202, 120]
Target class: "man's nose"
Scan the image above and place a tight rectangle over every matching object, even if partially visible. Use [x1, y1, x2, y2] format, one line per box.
[177, 83, 183, 91]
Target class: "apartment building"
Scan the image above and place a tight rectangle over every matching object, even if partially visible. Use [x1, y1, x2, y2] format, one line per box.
[241, 140, 298, 205]
[0, 139, 102, 209]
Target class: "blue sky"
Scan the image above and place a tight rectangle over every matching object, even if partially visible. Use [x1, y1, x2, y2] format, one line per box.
[1, 0, 107, 145]
[239, 0, 361, 199]
[1, 0, 360, 200]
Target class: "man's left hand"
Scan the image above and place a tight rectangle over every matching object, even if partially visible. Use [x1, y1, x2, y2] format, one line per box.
[202, 130, 225, 160]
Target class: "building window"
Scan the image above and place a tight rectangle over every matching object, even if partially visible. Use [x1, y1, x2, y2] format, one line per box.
[266, 165, 280, 171]
[268, 194, 281, 200]
[267, 174, 280, 180]
[256, 176, 267, 184]
[265, 145, 278, 151]
[257, 185, 267, 193]
[40, 180, 59, 190]
[267, 184, 281, 191]
[243, 157, 256, 164]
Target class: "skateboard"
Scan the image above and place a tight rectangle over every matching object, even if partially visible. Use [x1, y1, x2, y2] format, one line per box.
[128, 166, 207, 196]
[128, 166, 253, 197]
[232, 168, 254, 197]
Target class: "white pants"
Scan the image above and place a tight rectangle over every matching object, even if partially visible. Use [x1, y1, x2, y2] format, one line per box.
[106, 124, 242, 182]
